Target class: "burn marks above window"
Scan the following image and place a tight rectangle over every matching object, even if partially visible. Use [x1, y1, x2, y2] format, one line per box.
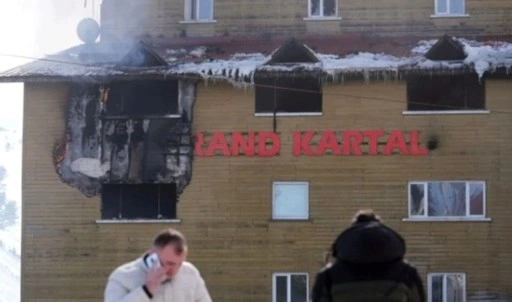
[101, 184, 177, 220]
[105, 80, 179, 117]
[407, 75, 485, 111]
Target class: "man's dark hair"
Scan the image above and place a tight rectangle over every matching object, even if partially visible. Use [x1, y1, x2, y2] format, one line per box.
[153, 228, 187, 254]
[351, 209, 381, 224]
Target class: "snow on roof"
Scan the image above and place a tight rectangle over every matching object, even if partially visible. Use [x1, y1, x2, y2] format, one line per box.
[1, 36, 512, 84]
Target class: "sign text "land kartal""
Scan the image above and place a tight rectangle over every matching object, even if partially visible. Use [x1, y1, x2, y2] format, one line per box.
[194, 130, 429, 157]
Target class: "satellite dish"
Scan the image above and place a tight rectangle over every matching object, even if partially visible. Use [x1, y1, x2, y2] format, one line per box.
[77, 18, 100, 44]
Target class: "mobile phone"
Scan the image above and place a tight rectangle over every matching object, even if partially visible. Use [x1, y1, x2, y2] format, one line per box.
[145, 252, 161, 269]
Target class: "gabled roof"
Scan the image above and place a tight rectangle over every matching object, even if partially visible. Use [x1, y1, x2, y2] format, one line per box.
[1, 34, 511, 84]
[266, 38, 319, 64]
[118, 40, 168, 67]
[425, 34, 467, 61]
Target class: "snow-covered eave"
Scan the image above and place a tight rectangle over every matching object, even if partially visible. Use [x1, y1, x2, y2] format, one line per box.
[1, 57, 512, 85]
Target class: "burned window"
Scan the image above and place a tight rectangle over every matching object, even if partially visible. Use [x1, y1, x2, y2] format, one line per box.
[106, 80, 179, 116]
[101, 184, 177, 219]
[255, 76, 322, 114]
[407, 75, 485, 111]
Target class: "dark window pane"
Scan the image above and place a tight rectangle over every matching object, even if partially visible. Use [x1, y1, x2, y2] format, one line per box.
[101, 184, 176, 219]
[469, 183, 484, 215]
[407, 75, 484, 111]
[101, 185, 121, 219]
[290, 274, 308, 302]
[120, 184, 159, 219]
[428, 182, 466, 217]
[255, 76, 322, 113]
[410, 183, 425, 216]
[275, 276, 288, 302]
[310, 0, 320, 16]
[431, 275, 443, 302]
[323, 0, 336, 16]
[106, 80, 179, 116]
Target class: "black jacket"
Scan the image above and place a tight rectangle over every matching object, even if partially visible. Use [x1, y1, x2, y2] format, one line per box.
[312, 221, 426, 302]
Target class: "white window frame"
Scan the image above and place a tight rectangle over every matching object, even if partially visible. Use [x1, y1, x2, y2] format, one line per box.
[272, 181, 309, 220]
[428, 272, 466, 302]
[272, 272, 309, 302]
[433, 0, 467, 16]
[407, 180, 488, 221]
[184, 0, 214, 21]
[307, 0, 339, 18]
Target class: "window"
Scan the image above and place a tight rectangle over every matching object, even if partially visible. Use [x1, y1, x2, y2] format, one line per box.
[255, 77, 322, 115]
[428, 273, 466, 302]
[309, 0, 337, 18]
[106, 80, 179, 117]
[101, 184, 177, 220]
[185, 0, 213, 21]
[408, 181, 485, 219]
[272, 182, 309, 220]
[272, 273, 308, 302]
[407, 75, 485, 111]
[435, 0, 465, 15]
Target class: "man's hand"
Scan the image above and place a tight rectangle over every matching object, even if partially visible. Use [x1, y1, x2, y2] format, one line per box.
[145, 267, 167, 295]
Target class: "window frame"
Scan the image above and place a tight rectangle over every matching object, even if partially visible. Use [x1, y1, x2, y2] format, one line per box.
[407, 180, 487, 221]
[405, 74, 485, 113]
[99, 184, 178, 221]
[184, 0, 214, 21]
[103, 80, 181, 119]
[308, 0, 338, 18]
[434, 0, 466, 16]
[272, 181, 310, 220]
[428, 272, 466, 302]
[272, 272, 309, 302]
[254, 77, 323, 116]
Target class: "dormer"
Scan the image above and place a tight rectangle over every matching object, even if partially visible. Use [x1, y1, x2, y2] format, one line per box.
[425, 34, 466, 61]
[118, 40, 168, 67]
[266, 38, 319, 64]
[255, 38, 322, 116]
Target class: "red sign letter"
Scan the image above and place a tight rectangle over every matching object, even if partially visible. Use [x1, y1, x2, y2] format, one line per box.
[342, 131, 363, 155]
[205, 132, 231, 156]
[258, 132, 280, 157]
[194, 133, 206, 156]
[364, 130, 384, 155]
[293, 131, 316, 156]
[409, 130, 428, 156]
[316, 130, 341, 155]
[384, 130, 409, 155]
[232, 132, 255, 156]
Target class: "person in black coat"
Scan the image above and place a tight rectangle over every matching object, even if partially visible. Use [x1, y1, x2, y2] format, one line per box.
[312, 210, 426, 302]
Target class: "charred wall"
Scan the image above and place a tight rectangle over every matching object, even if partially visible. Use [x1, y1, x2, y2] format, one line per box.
[53, 79, 196, 197]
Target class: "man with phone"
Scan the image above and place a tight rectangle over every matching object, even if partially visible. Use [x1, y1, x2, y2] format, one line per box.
[104, 228, 212, 302]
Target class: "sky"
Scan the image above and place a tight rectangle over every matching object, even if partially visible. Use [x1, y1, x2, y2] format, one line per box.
[0, 1, 101, 300]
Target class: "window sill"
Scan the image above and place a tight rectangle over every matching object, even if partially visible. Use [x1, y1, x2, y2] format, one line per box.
[255, 112, 323, 117]
[179, 20, 217, 24]
[102, 114, 182, 119]
[96, 219, 181, 224]
[430, 14, 470, 18]
[270, 218, 311, 222]
[303, 17, 342, 21]
[402, 217, 491, 222]
[402, 110, 490, 115]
